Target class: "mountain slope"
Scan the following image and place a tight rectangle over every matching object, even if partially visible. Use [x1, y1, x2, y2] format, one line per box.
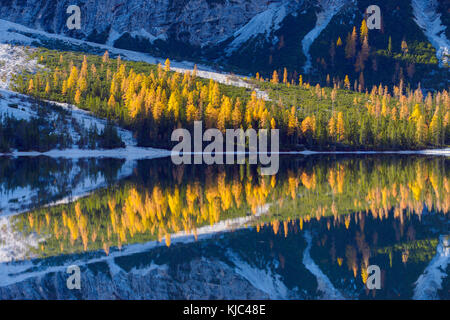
[0, 0, 448, 90]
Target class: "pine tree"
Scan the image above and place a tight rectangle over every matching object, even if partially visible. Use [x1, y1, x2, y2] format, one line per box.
[283, 68, 288, 84]
[80, 55, 88, 77]
[271, 70, 279, 84]
[108, 94, 116, 108]
[336, 112, 345, 142]
[102, 50, 109, 64]
[231, 99, 242, 128]
[344, 75, 351, 90]
[167, 91, 180, 121]
[361, 36, 370, 62]
[345, 28, 357, 59]
[164, 58, 171, 72]
[77, 75, 87, 93]
[287, 106, 298, 137]
[62, 80, 68, 95]
[74, 89, 82, 104]
[401, 40, 408, 54]
[429, 106, 442, 145]
[270, 118, 276, 129]
[28, 79, 34, 94]
[416, 115, 428, 146]
[67, 66, 78, 89]
[45, 81, 51, 95]
[328, 115, 336, 140]
[387, 36, 392, 55]
[360, 19, 369, 40]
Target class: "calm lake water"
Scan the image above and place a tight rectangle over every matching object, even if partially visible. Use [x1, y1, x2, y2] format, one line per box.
[0, 155, 448, 299]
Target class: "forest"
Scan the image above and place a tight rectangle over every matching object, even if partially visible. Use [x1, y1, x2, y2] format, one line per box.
[11, 47, 450, 151]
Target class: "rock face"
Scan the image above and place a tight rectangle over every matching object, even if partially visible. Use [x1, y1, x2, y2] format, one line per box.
[0, 258, 271, 299]
[0, 0, 303, 46]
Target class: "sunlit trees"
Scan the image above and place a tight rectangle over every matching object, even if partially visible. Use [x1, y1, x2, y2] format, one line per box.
[19, 49, 450, 151]
[271, 70, 279, 84]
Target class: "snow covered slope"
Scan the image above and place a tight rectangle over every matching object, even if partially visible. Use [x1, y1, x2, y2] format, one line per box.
[413, 235, 449, 300]
[302, 231, 345, 299]
[226, 2, 295, 54]
[302, 0, 351, 72]
[412, 0, 450, 66]
[0, 158, 134, 216]
[0, 19, 268, 96]
[0, 44, 41, 89]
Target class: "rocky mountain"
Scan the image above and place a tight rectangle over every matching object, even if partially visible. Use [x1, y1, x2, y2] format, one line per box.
[0, 0, 448, 88]
[0, 0, 304, 47]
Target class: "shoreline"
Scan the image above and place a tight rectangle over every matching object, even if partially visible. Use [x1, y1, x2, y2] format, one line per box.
[1, 148, 449, 159]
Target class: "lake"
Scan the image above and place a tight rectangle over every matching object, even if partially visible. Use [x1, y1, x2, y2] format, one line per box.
[0, 155, 448, 299]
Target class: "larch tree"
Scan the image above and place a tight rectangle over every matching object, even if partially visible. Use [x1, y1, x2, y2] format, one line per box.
[74, 89, 82, 104]
[344, 75, 351, 90]
[102, 50, 109, 64]
[283, 68, 288, 84]
[360, 19, 369, 40]
[231, 99, 242, 128]
[27, 78, 34, 94]
[45, 81, 51, 95]
[336, 112, 345, 142]
[165, 58, 171, 72]
[271, 70, 279, 84]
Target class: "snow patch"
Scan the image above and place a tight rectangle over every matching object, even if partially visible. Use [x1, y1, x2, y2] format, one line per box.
[413, 235, 449, 300]
[228, 251, 289, 299]
[0, 216, 42, 263]
[0, 43, 41, 89]
[411, 0, 450, 66]
[226, 3, 288, 54]
[0, 159, 134, 217]
[302, 0, 350, 73]
[303, 231, 345, 299]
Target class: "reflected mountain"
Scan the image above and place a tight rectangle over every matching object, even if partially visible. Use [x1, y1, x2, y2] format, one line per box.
[0, 155, 448, 299]
[0, 157, 131, 215]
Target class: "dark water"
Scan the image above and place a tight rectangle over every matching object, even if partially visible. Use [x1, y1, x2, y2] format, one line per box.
[0, 155, 448, 299]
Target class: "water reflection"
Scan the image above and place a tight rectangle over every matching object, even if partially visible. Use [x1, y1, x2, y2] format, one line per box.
[9, 156, 449, 256]
[0, 155, 448, 299]
[0, 157, 129, 214]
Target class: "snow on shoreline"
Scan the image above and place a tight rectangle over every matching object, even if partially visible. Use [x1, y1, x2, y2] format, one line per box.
[412, 0, 450, 66]
[302, 231, 345, 299]
[413, 235, 449, 300]
[302, 0, 350, 72]
[3, 148, 449, 159]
